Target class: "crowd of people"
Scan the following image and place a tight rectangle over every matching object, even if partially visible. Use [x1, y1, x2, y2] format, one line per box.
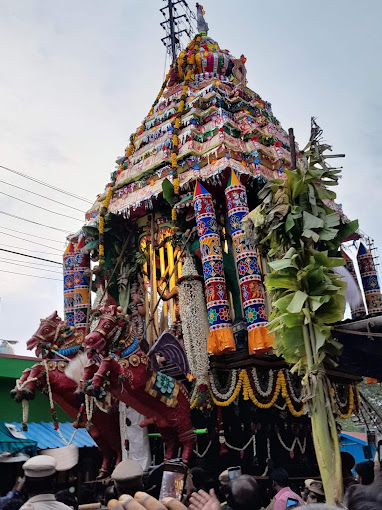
[0, 454, 379, 510]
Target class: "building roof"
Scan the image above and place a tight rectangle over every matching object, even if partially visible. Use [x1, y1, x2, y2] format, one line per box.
[10, 422, 97, 449]
[341, 432, 368, 445]
[0, 354, 39, 379]
[341, 431, 381, 445]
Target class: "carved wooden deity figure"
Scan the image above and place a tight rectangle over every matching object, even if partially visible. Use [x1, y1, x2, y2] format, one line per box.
[232, 54, 247, 87]
[83, 304, 195, 462]
[11, 312, 121, 478]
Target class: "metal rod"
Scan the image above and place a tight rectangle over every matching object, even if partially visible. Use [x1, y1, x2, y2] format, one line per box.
[288, 128, 297, 170]
[168, 0, 176, 63]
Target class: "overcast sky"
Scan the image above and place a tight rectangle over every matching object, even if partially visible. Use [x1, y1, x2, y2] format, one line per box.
[1, 0, 381, 356]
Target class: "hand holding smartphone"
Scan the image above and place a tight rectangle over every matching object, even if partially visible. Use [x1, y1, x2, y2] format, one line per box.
[159, 461, 188, 501]
[227, 466, 242, 482]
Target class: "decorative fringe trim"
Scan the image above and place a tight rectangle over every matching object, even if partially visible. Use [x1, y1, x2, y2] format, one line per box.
[207, 328, 235, 355]
[248, 326, 274, 354]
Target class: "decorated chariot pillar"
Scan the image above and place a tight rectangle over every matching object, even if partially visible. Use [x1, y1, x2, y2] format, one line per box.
[63, 241, 75, 327]
[225, 171, 273, 353]
[193, 181, 235, 354]
[357, 242, 382, 315]
[73, 235, 90, 340]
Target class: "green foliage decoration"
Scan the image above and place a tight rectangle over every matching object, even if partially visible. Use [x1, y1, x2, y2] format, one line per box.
[244, 118, 359, 504]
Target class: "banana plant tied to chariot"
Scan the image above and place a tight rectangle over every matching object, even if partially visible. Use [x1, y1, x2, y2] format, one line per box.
[244, 118, 359, 504]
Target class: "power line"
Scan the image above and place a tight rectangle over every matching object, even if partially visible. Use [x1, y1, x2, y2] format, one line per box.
[0, 259, 62, 274]
[0, 255, 62, 270]
[0, 164, 93, 203]
[0, 230, 63, 252]
[0, 179, 87, 213]
[0, 248, 62, 265]
[0, 243, 62, 256]
[0, 269, 62, 281]
[0, 211, 71, 233]
[0, 191, 84, 221]
[0, 226, 63, 244]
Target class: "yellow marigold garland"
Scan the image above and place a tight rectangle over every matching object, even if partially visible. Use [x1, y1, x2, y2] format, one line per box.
[280, 372, 304, 417]
[208, 370, 244, 407]
[243, 370, 282, 409]
[98, 186, 113, 265]
[336, 384, 355, 420]
[354, 383, 360, 413]
[194, 368, 306, 416]
[192, 369, 358, 419]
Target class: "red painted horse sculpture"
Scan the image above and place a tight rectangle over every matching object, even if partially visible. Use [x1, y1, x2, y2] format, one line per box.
[11, 312, 121, 477]
[84, 304, 195, 462]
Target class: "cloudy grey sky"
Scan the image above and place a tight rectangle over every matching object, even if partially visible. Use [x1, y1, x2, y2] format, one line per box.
[1, 0, 381, 356]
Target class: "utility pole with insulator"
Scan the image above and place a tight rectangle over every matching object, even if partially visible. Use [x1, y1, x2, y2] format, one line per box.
[159, 0, 195, 64]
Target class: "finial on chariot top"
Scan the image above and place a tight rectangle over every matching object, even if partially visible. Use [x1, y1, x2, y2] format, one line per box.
[196, 3, 208, 35]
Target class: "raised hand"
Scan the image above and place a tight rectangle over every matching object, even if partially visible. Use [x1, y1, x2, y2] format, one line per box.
[189, 489, 221, 510]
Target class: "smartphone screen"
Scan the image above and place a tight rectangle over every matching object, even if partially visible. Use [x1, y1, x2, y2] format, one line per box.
[228, 466, 242, 481]
[159, 463, 187, 501]
[286, 498, 299, 508]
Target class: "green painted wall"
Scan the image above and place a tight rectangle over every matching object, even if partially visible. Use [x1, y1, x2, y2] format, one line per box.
[0, 356, 71, 423]
[0, 379, 71, 422]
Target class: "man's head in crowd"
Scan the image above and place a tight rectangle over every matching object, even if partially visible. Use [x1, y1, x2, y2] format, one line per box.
[228, 475, 262, 510]
[304, 479, 325, 504]
[269, 468, 289, 492]
[111, 459, 143, 498]
[22, 456, 57, 497]
[355, 460, 375, 486]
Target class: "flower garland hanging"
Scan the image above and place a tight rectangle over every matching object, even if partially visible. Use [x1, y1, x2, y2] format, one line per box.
[283, 370, 302, 404]
[280, 372, 304, 417]
[335, 384, 356, 420]
[208, 369, 245, 407]
[243, 370, 282, 409]
[98, 185, 113, 265]
[171, 34, 202, 220]
[43, 360, 78, 444]
[207, 368, 305, 416]
[251, 367, 274, 398]
[276, 431, 306, 456]
[201, 368, 357, 419]
[209, 369, 239, 400]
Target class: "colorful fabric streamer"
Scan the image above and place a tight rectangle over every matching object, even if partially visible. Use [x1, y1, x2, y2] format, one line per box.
[63, 242, 75, 327]
[225, 171, 273, 353]
[73, 235, 90, 340]
[357, 242, 382, 315]
[342, 250, 366, 319]
[193, 181, 235, 355]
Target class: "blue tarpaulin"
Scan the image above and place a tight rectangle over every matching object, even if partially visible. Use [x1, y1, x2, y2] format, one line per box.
[11, 422, 97, 449]
[0, 422, 37, 456]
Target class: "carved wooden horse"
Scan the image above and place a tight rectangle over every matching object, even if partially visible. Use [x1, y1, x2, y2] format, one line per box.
[84, 304, 195, 462]
[11, 312, 122, 478]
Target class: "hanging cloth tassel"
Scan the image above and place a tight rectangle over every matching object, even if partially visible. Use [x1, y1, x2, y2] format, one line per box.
[193, 181, 235, 355]
[63, 241, 75, 327]
[357, 242, 382, 315]
[225, 171, 273, 353]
